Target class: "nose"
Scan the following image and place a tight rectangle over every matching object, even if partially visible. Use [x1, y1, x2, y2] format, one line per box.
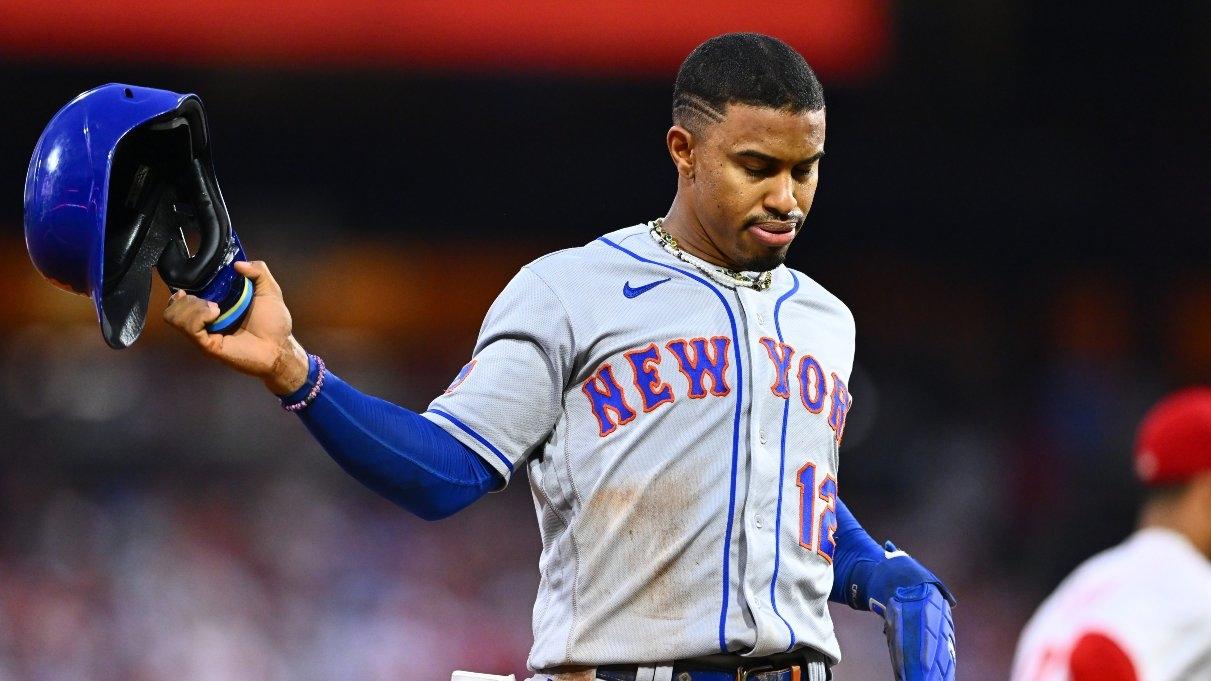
[765, 173, 798, 218]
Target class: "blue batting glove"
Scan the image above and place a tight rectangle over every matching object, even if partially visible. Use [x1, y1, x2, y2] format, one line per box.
[867, 542, 957, 681]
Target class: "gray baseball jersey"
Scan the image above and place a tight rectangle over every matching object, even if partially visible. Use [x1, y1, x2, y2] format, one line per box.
[423, 223, 855, 672]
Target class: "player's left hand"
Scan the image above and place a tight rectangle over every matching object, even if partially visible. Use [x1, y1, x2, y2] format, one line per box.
[868, 542, 957, 681]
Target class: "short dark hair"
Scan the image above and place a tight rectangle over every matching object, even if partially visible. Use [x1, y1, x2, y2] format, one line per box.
[1143, 480, 1189, 508]
[673, 33, 825, 132]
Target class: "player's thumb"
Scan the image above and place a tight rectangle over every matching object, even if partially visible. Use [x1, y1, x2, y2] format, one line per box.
[234, 260, 283, 298]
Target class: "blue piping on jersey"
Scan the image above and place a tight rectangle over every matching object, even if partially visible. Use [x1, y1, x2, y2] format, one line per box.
[597, 236, 743, 653]
[428, 408, 514, 472]
[770, 271, 801, 650]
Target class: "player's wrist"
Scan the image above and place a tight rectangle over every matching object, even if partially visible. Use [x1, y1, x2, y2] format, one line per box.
[846, 558, 880, 610]
[866, 550, 957, 615]
[264, 336, 310, 396]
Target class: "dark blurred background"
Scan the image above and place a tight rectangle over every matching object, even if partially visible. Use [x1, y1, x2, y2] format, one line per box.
[1, 1, 1208, 678]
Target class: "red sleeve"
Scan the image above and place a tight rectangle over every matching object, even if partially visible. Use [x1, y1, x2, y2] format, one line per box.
[1068, 631, 1138, 681]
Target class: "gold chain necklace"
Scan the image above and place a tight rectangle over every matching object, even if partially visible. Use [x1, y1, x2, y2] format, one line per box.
[648, 218, 773, 291]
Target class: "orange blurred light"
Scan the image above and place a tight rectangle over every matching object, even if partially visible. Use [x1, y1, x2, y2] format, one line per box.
[0, 0, 889, 80]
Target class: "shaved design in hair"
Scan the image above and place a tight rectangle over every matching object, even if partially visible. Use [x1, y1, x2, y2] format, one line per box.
[673, 92, 726, 133]
[673, 33, 825, 133]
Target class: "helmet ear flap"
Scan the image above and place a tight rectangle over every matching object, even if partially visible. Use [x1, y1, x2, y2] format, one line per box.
[96, 119, 186, 348]
[98, 173, 178, 348]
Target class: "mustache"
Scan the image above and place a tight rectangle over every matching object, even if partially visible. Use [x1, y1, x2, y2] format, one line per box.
[744, 213, 805, 228]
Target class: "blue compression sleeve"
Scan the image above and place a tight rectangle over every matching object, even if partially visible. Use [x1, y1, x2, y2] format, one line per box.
[280, 356, 503, 520]
[831, 496, 956, 611]
[829, 496, 887, 607]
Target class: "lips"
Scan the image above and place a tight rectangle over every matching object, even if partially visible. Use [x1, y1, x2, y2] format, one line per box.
[748, 221, 798, 248]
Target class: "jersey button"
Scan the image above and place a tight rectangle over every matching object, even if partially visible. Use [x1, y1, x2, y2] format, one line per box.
[755, 312, 766, 325]
[755, 514, 764, 528]
[759, 429, 768, 444]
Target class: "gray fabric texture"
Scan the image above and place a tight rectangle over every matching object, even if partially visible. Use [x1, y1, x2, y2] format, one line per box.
[425, 225, 856, 671]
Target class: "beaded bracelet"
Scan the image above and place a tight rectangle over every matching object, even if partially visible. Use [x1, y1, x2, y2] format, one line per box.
[283, 355, 326, 412]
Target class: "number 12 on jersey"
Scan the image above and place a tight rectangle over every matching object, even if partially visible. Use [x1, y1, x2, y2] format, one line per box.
[796, 462, 838, 562]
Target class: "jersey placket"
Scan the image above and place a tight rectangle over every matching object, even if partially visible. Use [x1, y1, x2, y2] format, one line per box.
[733, 283, 795, 654]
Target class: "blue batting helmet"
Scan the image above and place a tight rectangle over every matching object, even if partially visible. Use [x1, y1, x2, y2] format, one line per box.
[24, 83, 252, 349]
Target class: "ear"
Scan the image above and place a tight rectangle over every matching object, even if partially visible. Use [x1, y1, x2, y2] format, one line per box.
[666, 125, 696, 179]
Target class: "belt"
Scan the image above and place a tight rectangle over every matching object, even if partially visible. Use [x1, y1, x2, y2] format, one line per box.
[596, 649, 830, 681]
[595, 670, 820, 681]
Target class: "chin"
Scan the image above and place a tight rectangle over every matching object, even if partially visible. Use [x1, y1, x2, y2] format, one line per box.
[737, 248, 789, 273]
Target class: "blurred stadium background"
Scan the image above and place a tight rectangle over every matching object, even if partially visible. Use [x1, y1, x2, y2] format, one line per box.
[1, 1, 1208, 678]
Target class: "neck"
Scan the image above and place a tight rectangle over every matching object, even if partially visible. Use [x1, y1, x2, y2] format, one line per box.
[661, 194, 733, 269]
[1140, 503, 1211, 560]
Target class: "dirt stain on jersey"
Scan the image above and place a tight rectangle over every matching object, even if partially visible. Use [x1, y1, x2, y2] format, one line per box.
[579, 467, 702, 627]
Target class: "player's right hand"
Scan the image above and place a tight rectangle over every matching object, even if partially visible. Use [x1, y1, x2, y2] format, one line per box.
[867, 542, 957, 681]
[162, 260, 309, 395]
[882, 583, 957, 681]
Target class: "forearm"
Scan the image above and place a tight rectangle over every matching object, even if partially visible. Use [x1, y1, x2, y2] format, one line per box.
[830, 496, 955, 612]
[829, 496, 887, 607]
[281, 356, 502, 520]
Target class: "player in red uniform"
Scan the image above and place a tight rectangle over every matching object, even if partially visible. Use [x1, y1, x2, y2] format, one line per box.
[1011, 387, 1211, 681]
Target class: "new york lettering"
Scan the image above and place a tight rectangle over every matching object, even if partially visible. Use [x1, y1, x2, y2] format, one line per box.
[582, 335, 851, 441]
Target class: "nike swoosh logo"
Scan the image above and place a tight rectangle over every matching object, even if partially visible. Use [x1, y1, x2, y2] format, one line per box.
[623, 278, 671, 298]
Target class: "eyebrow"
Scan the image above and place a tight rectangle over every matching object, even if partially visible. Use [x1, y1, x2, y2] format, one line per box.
[735, 149, 826, 165]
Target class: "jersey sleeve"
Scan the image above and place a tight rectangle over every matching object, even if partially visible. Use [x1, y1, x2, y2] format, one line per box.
[422, 266, 574, 485]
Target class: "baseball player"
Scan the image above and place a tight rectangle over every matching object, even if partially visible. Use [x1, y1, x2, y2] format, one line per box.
[164, 33, 956, 680]
[1011, 388, 1211, 681]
